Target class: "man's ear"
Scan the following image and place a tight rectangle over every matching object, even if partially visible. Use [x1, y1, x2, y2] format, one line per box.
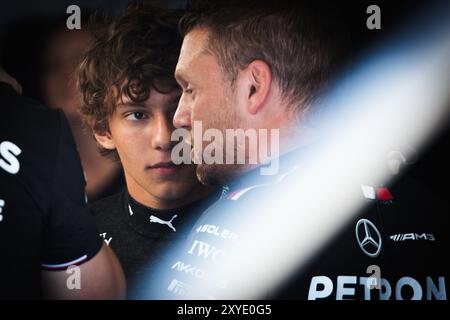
[94, 131, 116, 150]
[244, 60, 272, 115]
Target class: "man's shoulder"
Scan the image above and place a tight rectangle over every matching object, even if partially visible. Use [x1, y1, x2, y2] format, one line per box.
[0, 84, 61, 131]
[0, 85, 67, 174]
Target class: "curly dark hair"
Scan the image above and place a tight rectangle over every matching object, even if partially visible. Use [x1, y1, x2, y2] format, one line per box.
[78, 2, 182, 160]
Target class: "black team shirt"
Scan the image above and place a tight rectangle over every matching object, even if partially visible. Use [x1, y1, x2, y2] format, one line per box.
[91, 188, 219, 299]
[0, 83, 102, 299]
[157, 148, 449, 300]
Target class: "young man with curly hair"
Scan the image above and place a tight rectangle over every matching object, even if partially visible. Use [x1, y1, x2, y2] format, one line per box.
[77, 3, 218, 298]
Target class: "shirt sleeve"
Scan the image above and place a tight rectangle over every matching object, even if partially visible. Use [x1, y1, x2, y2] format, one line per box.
[40, 110, 102, 270]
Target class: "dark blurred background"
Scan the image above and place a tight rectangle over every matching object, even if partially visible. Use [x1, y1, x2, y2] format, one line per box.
[0, 0, 448, 205]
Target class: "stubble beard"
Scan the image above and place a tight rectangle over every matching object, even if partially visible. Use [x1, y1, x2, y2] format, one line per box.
[194, 93, 250, 187]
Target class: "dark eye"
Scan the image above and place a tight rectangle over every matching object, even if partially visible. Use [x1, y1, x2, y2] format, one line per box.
[126, 112, 147, 121]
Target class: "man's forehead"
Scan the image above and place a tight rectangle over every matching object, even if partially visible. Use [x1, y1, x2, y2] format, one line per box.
[178, 27, 211, 70]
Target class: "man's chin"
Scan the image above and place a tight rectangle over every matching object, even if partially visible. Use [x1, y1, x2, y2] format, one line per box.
[152, 183, 194, 203]
[196, 163, 233, 187]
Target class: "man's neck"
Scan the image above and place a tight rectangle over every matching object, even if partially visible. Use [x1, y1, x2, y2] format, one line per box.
[250, 124, 318, 176]
[126, 180, 213, 210]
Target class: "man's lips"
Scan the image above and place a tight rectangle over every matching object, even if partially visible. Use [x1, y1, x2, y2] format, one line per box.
[146, 161, 182, 174]
[147, 161, 177, 169]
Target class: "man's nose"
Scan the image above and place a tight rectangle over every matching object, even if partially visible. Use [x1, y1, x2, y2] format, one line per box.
[173, 95, 191, 130]
[152, 115, 175, 151]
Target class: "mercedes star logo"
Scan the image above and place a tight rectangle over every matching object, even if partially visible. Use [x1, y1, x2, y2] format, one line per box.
[355, 219, 382, 257]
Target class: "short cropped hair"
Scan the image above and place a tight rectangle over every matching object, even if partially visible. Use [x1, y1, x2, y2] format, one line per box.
[179, 0, 351, 115]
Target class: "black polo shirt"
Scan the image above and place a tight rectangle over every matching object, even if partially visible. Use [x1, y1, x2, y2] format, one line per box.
[154, 148, 449, 300]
